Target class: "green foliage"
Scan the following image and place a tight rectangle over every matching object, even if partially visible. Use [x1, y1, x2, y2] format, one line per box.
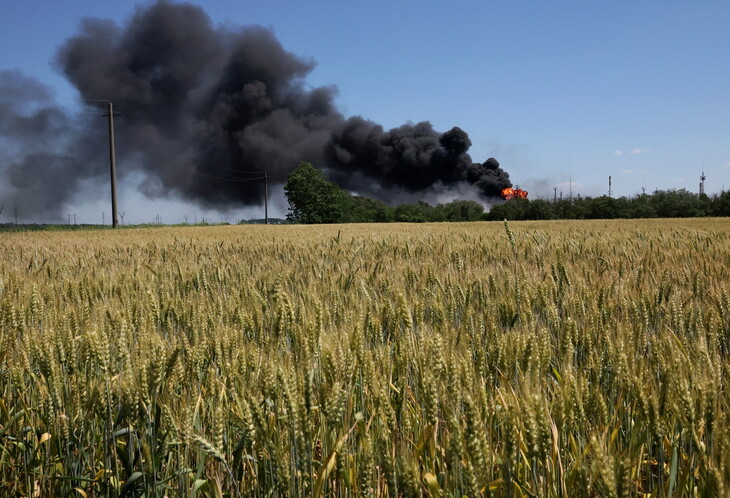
[391, 200, 485, 223]
[284, 161, 352, 223]
[284, 161, 728, 224]
[486, 189, 727, 221]
[711, 191, 730, 216]
[486, 198, 532, 221]
[394, 201, 437, 222]
[440, 199, 484, 221]
[345, 196, 395, 223]
[285, 162, 486, 224]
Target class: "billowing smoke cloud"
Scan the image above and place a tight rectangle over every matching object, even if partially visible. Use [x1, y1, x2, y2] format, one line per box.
[326, 118, 511, 199]
[1, 1, 512, 219]
[0, 71, 108, 219]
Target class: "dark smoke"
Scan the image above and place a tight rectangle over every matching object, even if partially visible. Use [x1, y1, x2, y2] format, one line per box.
[1, 1, 512, 219]
[0, 71, 109, 218]
[326, 118, 511, 198]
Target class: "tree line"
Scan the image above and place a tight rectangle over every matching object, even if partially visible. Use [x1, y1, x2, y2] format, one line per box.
[487, 189, 730, 220]
[284, 162, 486, 223]
[284, 162, 730, 223]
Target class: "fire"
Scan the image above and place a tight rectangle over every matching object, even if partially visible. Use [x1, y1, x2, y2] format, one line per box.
[501, 187, 528, 200]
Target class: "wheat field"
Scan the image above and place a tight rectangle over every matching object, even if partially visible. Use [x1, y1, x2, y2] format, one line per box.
[1, 219, 729, 496]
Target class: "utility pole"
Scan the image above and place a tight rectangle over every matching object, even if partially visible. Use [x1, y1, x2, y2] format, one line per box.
[104, 101, 120, 228]
[264, 172, 269, 224]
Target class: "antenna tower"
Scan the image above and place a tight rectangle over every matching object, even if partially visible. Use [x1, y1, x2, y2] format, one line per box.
[699, 171, 706, 195]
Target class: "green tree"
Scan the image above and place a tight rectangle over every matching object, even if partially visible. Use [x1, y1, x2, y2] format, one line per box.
[395, 202, 435, 222]
[526, 199, 555, 220]
[486, 199, 530, 221]
[711, 191, 730, 216]
[628, 194, 657, 218]
[586, 196, 619, 219]
[284, 162, 352, 223]
[440, 200, 485, 221]
[649, 189, 707, 218]
[346, 196, 395, 223]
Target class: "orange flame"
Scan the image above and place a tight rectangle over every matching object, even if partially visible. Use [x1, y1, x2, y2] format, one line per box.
[501, 187, 515, 199]
[501, 187, 528, 200]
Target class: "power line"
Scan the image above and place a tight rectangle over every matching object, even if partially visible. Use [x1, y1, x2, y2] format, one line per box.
[193, 171, 265, 183]
[117, 111, 267, 181]
[82, 100, 262, 180]
[83, 102, 271, 222]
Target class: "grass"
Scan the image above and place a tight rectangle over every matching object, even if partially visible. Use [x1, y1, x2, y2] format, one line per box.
[0, 219, 729, 496]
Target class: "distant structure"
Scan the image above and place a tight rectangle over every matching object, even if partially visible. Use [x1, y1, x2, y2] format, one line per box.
[699, 171, 706, 195]
[569, 177, 573, 201]
[608, 176, 612, 197]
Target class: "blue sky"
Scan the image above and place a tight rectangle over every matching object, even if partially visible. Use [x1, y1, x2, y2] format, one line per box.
[1, 1, 729, 222]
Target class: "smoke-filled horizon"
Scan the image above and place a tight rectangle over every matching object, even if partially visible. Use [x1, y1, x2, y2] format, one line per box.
[0, 1, 512, 220]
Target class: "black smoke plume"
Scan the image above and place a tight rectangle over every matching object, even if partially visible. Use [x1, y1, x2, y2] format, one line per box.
[0, 1, 512, 219]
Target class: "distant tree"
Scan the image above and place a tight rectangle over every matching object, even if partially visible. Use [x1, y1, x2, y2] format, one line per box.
[629, 194, 657, 218]
[346, 196, 395, 223]
[395, 202, 434, 222]
[612, 197, 632, 218]
[486, 199, 530, 221]
[587, 196, 619, 219]
[649, 189, 707, 218]
[440, 200, 485, 221]
[710, 191, 730, 216]
[284, 162, 352, 223]
[526, 199, 555, 220]
[483, 189, 728, 222]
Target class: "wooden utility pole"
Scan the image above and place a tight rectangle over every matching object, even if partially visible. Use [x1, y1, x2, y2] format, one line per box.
[106, 101, 119, 228]
[264, 172, 269, 224]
